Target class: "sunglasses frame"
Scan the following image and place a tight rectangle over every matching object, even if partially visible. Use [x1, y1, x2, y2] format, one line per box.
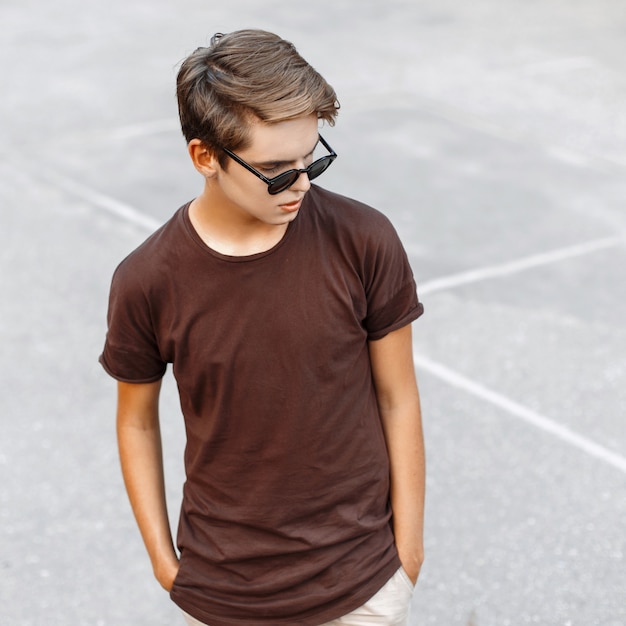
[222, 134, 337, 195]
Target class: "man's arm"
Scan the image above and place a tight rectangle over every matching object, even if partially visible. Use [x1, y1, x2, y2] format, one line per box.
[369, 324, 425, 584]
[116, 380, 180, 591]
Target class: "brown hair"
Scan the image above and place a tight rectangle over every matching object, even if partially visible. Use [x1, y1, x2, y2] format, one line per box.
[176, 29, 339, 162]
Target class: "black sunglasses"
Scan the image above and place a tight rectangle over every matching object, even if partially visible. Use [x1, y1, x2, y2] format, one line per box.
[222, 134, 337, 195]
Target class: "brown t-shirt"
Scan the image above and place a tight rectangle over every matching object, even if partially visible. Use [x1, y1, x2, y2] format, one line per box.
[100, 185, 423, 625]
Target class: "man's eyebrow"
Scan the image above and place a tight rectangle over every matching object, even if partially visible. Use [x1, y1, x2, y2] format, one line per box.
[253, 138, 319, 169]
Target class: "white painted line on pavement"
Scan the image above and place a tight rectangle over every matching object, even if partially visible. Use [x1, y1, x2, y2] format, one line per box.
[519, 56, 595, 76]
[42, 170, 161, 232]
[399, 97, 626, 174]
[413, 353, 626, 474]
[419, 236, 623, 295]
[106, 118, 180, 141]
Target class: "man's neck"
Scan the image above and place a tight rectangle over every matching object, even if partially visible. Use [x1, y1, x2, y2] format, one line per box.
[188, 193, 290, 257]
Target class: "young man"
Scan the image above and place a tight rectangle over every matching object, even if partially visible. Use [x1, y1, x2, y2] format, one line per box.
[100, 29, 425, 626]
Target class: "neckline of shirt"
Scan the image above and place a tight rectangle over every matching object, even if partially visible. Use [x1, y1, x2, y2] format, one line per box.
[180, 200, 300, 263]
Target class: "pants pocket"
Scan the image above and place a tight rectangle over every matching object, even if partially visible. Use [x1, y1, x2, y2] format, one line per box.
[399, 565, 416, 592]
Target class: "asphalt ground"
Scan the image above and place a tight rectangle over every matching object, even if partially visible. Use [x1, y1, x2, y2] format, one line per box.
[1, 1, 625, 625]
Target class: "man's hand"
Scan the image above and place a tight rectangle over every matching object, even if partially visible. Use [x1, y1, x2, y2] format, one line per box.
[154, 553, 181, 592]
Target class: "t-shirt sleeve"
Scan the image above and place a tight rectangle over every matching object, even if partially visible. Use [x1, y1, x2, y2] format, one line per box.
[99, 261, 167, 383]
[362, 214, 423, 340]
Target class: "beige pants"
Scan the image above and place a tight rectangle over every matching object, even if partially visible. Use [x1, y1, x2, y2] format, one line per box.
[182, 566, 414, 626]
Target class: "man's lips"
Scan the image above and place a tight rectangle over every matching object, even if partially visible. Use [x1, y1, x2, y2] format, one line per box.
[279, 198, 303, 212]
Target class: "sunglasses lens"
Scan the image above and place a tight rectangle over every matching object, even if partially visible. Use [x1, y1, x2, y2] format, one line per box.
[268, 172, 299, 195]
[307, 157, 333, 181]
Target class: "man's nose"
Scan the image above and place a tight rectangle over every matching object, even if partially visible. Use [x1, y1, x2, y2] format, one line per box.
[290, 170, 311, 193]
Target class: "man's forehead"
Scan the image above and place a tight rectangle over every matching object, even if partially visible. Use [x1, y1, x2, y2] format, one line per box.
[244, 118, 320, 159]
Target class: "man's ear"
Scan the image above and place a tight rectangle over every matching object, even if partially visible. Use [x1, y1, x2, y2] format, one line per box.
[188, 139, 220, 178]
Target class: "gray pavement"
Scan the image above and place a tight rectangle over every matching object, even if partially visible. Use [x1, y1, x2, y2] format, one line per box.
[1, 1, 625, 625]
